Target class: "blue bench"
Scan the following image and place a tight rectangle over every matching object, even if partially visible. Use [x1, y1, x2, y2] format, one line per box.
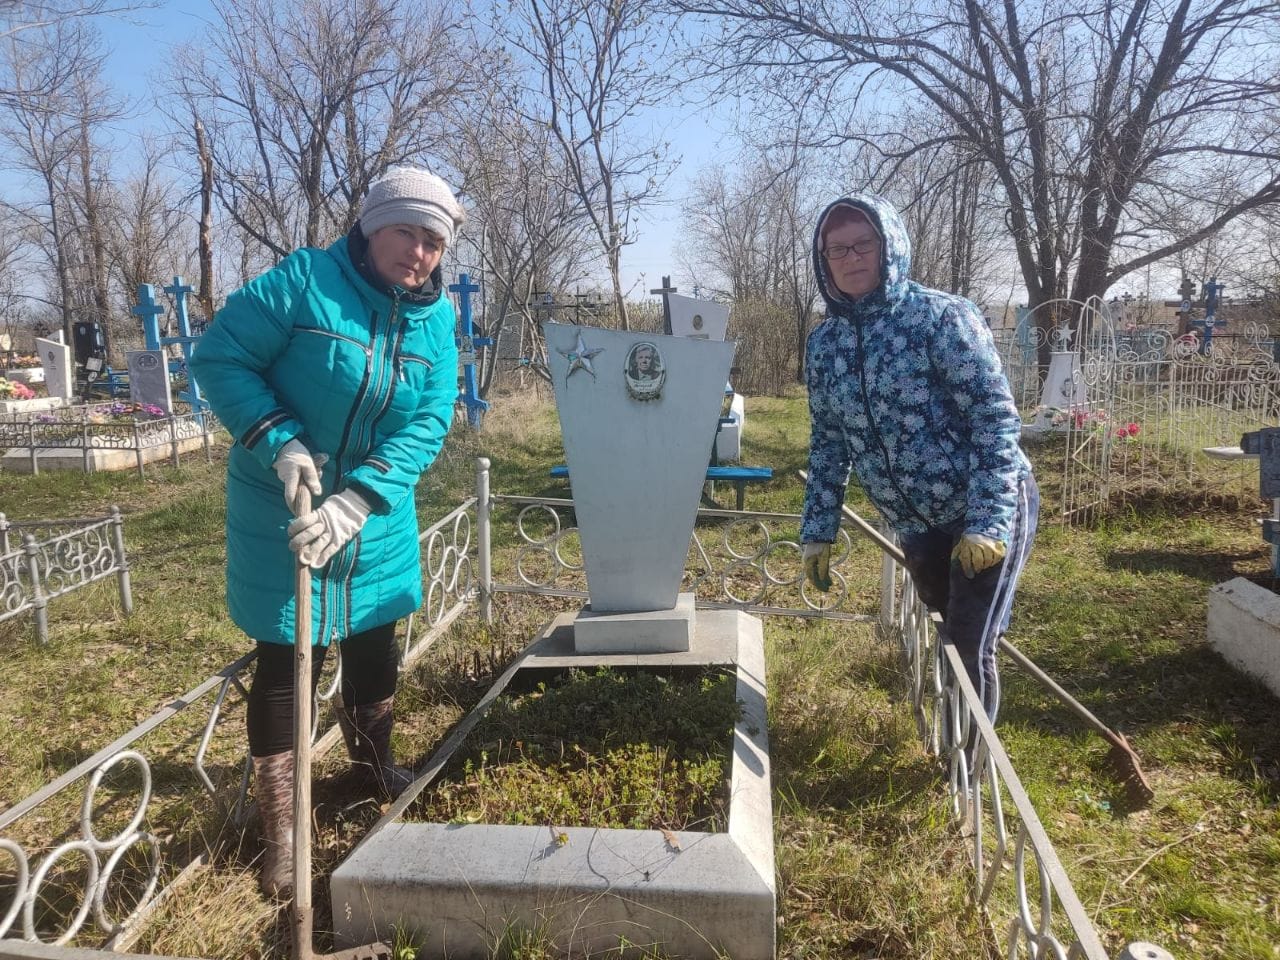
[549, 464, 773, 511]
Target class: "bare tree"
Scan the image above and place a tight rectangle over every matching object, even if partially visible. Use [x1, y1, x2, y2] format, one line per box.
[108, 139, 193, 314]
[169, 0, 472, 263]
[193, 117, 215, 322]
[679, 152, 820, 380]
[0, 18, 110, 344]
[444, 74, 596, 398]
[503, 0, 677, 330]
[676, 0, 1280, 354]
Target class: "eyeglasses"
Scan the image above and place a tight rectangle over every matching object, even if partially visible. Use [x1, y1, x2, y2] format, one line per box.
[824, 238, 879, 260]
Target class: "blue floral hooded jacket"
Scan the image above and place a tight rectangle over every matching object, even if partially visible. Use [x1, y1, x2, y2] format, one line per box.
[800, 195, 1031, 545]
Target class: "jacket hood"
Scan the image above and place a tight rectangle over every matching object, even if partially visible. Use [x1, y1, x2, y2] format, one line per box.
[812, 194, 912, 318]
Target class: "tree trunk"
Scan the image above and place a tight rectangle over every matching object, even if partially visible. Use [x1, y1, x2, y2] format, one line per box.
[195, 118, 216, 324]
[77, 125, 112, 360]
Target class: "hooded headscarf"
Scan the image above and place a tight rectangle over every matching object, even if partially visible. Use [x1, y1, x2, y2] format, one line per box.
[812, 195, 914, 321]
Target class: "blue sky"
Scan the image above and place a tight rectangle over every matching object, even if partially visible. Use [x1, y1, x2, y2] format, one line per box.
[95, 1, 733, 303]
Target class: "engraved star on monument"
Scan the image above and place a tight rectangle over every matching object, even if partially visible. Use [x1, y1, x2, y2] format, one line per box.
[557, 332, 604, 384]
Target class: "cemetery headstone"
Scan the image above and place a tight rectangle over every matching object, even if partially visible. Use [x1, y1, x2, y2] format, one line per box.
[545, 324, 734, 651]
[36, 337, 73, 400]
[128, 349, 173, 413]
[668, 293, 730, 341]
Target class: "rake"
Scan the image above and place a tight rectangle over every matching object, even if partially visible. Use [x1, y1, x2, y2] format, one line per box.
[291, 488, 392, 960]
[800, 473, 1155, 807]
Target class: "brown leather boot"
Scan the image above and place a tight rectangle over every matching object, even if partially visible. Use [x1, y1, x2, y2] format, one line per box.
[336, 696, 413, 799]
[251, 752, 294, 900]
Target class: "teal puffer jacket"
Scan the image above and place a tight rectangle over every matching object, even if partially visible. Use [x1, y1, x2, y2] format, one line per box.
[190, 233, 458, 646]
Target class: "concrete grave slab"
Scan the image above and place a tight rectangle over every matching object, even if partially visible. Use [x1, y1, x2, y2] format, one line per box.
[331, 609, 775, 960]
[1208, 577, 1280, 699]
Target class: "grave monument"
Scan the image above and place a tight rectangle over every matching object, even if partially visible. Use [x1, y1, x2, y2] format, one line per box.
[331, 326, 776, 959]
[668, 293, 729, 342]
[1025, 323, 1087, 434]
[36, 337, 73, 400]
[548, 325, 735, 651]
[127, 349, 173, 414]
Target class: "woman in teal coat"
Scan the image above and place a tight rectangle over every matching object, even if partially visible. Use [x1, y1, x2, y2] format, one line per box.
[190, 167, 462, 898]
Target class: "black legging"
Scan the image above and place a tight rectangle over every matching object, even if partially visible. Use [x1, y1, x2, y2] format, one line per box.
[247, 622, 399, 757]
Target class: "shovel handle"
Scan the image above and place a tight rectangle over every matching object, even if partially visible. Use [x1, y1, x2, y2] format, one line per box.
[291, 488, 314, 960]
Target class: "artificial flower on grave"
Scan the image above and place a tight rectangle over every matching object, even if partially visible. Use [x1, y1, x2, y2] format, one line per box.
[87, 401, 168, 423]
[4, 354, 41, 369]
[1114, 422, 1142, 442]
[0, 377, 36, 400]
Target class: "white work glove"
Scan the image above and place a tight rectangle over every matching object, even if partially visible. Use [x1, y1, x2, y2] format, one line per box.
[287, 489, 372, 568]
[274, 439, 328, 514]
[952, 533, 1007, 579]
[802, 542, 833, 592]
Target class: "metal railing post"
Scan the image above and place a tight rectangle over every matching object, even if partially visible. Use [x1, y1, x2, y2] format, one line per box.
[111, 506, 133, 616]
[21, 534, 48, 644]
[476, 457, 492, 625]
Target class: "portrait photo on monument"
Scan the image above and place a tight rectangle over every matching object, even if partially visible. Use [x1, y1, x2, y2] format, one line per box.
[624, 341, 665, 400]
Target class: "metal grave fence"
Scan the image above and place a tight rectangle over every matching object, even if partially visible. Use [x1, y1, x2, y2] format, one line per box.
[0, 462, 1165, 958]
[998, 299, 1272, 525]
[0, 509, 133, 645]
[0, 502, 475, 950]
[0, 403, 224, 478]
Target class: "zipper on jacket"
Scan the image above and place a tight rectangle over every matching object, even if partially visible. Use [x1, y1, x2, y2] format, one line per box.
[853, 318, 931, 527]
[295, 327, 373, 356]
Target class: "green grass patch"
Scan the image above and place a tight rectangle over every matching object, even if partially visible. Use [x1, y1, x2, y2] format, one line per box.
[411, 667, 740, 832]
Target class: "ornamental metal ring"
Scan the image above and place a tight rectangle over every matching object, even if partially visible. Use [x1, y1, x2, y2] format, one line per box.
[1014, 826, 1055, 940]
[516, 503, 562, 545]
[424, 577, 447, 627]
[515, 544, 560, 588]
[0, 839, 29, 939]
[723, 518, 770, 561]
[800, 568, 848, 611]
[552, 529, 584, 571]
[23, 839, 100, 944]
[762, 540, 804, 587]
[721, 558, 768, 606]
[451, 510, 472, 557]
[81, 750, 151, 853]
[92, 830, 161, 936]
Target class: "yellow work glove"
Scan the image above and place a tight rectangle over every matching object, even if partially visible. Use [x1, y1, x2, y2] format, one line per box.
[802, 542, 833, 592]
[951, 533, 1007, 579]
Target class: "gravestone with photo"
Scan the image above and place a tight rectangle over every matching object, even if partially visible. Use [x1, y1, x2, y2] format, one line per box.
[545, 325, 734, 651]
[36, 337, 73, 400]
[332, 323, 777, 960]
[668, 293, 729, 341]
[127, 350, 173, 414]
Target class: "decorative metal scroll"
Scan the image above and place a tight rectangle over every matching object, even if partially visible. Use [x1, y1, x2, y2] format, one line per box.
[0, 406, 223, 478]
[490, 494, 875, 620]
[0, 509, 132, 644]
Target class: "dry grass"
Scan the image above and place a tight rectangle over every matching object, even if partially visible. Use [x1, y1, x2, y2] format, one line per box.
[4, 388, 1279, 958]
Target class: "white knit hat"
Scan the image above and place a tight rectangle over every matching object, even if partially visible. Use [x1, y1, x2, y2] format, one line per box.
[359, 166, 465, 246]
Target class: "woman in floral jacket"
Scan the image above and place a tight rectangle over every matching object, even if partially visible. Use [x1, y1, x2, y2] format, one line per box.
[800, 194, 1037, 722]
